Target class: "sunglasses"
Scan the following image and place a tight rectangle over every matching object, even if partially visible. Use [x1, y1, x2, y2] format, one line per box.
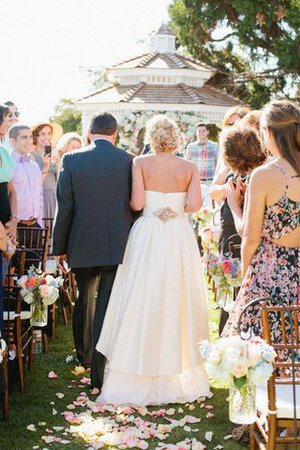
[8, 112, 20, 118]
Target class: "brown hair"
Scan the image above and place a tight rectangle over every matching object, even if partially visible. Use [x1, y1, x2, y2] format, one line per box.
[261, 100, 300, 176]
[240, 110, 262, 131]
[32, 123, 53, 146]
[220, 125, 266, 174]
[222, 105, 251, 128]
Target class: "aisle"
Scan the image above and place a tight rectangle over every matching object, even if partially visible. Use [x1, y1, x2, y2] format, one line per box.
[0, 318, 245, 450]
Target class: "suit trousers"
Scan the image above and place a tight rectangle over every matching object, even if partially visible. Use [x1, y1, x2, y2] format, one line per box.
[72, 265, 117, 388]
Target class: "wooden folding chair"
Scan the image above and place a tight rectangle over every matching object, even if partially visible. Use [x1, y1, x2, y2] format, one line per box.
[239, 297, 300, 449]
[3, 249, 33, 393]
[0, 338, 9, 421]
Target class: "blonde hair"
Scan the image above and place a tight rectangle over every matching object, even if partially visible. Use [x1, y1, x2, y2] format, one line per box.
[240, 110, 262, 131]
[222, 105, 251, 128]
[56, 132, 82, 157]
[145, 115, 181, 153]
[261, 100, 300, 176]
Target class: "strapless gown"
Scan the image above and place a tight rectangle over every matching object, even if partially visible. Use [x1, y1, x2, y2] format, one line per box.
[96, 191, 211, 405]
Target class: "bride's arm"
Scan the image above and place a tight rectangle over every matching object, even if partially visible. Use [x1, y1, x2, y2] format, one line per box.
[185, 165, 202, 213]
[130, 158, 145, 211]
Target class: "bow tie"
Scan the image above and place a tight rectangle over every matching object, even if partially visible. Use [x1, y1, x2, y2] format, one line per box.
[19, 155, 31, 164]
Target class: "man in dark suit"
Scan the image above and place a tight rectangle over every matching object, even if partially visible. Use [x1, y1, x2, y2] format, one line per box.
[53, 113, 134, 388]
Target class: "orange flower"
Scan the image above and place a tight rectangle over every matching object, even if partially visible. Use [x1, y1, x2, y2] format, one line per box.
[25, 277, 38, 288]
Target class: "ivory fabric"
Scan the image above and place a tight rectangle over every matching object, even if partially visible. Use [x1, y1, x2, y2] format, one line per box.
[96, 191, 211, 405]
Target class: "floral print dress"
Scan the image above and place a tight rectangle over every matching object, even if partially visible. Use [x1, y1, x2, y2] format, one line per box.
[222, 163, 300, 341]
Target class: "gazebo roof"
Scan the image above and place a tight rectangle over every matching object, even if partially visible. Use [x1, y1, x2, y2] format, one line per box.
[111, 51, 213, 72]
[77, 82, 240, 107]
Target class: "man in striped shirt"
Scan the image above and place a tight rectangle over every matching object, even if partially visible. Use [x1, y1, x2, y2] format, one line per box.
[185, 123, 219, 185]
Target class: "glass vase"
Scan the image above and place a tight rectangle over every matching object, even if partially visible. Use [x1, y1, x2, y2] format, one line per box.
[31, 302, 48, 327]
[229, 383, 257, 424]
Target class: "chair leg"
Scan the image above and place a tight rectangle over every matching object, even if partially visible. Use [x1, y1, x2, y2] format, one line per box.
[60, 294, 68, 326]
[28, 327, 34, 371]
[15, 320, 25, 393]
[2, 351, 9, 421]
[51, 304, 56, 338]
[267, 416, 277, 450]
[250, 423, 256, 450]
[42, 331, 48, 354]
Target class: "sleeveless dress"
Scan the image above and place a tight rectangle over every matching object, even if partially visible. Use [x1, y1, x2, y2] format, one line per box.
[96, 191, 211, 405]
[223, 163, 300, 339]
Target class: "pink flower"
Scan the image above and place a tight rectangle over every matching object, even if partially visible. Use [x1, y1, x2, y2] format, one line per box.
[39, 284, 52, 298]
[222, 260, 232, 274]
[25, 277, 38, 288]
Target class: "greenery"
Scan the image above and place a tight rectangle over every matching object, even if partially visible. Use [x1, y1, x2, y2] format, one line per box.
[50, 98, 82, 134]
[0, 292, 245, 450]
[169, 0, 300, 108]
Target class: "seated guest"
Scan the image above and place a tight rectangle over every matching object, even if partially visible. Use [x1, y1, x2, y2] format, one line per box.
[10, 125, 43, 229]
[222, 100, 300, 339]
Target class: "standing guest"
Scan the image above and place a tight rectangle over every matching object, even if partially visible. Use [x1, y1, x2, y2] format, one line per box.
[56, 132, 82, 158]
[223, 100, 300, 338]
[31, 122, 62, 220]
[0, 105, 18, 242]
[3, 101, 20, 153]
[10, 125, 43, 229]
[185, 123, 219, 185]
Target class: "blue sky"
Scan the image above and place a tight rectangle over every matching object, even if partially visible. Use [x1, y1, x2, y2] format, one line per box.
[0, 0, 170, 124]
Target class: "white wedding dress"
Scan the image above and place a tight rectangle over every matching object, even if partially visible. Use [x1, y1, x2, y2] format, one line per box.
[96, 191, 211, 405]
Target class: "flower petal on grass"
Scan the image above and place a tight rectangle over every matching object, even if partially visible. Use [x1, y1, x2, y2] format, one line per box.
[223, 434, 232, 440]
[55, 392, 65, 399]
[205, 431, 213, 442]
[27, 424, 37, 432]
[48, 371, 57, 379]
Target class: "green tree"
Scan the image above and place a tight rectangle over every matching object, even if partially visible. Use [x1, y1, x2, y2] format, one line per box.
[169, 0, 300, 107]
[50, 98, 82, 134]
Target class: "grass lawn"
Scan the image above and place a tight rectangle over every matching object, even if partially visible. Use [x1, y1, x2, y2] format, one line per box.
[0, 291, 246, 450]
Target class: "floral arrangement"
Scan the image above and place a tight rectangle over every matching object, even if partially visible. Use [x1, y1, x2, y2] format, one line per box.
[192, 207, 213, 230]
[199, 226, 219, 254]
[17, 267, 63, 325]
[200, 336, 276, 389]
[204, 253, 242, 311]
[117, 110, 207, 153]
[200, 336, 276, 423]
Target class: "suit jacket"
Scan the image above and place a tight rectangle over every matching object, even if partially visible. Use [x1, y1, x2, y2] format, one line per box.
[52, 139, 134, 268]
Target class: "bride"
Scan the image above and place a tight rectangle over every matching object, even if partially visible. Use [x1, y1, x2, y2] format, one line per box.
[96, 115, 211, 405]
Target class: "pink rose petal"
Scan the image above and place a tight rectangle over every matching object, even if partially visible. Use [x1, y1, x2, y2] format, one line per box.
[48, 371, 58, 379]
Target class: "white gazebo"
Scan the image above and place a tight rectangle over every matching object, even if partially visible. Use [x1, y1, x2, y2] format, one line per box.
[76, 24, 242, 152]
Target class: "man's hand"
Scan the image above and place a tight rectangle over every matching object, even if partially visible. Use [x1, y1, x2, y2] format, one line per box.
[55, 254, 68, 272]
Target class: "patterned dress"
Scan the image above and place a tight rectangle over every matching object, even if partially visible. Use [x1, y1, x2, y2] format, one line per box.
[223, 163, 300, 340]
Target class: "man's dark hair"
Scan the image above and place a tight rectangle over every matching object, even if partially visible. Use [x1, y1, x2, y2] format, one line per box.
[90, 112, 117, 136]
[9, 124, 30, 140]
[197, 123, 208, 129]
[4, 101, 15, 107]
[0, 104, 10, 126]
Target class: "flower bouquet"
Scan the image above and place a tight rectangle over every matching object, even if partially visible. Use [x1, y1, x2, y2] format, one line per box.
[205, 253, 242, 312]
[200, 336, 276, 424]
[17, 267, 63, 327]
[192, 207, 213, 232]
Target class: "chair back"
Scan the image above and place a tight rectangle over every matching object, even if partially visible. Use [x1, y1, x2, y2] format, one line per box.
[43, 218, 54, 258]
[17, 227, 49, 271]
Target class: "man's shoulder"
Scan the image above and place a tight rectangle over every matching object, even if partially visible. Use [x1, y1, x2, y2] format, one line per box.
[208, 140, 219, 149]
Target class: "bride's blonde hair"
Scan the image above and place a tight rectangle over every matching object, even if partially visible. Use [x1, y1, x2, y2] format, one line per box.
[145, 115, 181, 153]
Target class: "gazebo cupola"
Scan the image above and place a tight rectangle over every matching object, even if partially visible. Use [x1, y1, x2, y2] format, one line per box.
[149, 23, 176, 53]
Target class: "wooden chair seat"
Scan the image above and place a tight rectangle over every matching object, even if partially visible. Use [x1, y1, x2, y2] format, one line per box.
[256, 382, 300, 419]
[3, 310, 32, 321]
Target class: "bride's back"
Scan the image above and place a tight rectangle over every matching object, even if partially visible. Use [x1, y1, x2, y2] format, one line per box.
[139, 153, 194, 193]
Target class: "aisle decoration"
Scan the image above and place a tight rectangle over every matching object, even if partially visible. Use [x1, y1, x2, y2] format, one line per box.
[192, 207, 213, 231]
[204, 253, 242, 312]
[17, 267, 63, 326]
[200, 336, 276, 424]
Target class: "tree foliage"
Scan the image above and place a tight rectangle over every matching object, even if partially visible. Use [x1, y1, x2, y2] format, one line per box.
[169, 0, 300, 107]
[50, 98, 82, 134]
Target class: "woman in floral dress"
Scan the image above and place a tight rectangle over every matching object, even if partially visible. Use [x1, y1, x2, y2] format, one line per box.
[223, 100, 300, 339]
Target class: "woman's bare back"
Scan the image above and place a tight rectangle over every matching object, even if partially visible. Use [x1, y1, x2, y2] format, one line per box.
[138, 153, 195, 193]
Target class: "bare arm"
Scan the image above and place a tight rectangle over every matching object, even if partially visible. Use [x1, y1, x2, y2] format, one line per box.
[0, 222, 8, 252]
[227, 178, 246, 237]
[130, 158, 145, 211]
[209, 163, 230, 202]
[241, 170, 266, 276]
[185, 166, 202, 213]
[5, 181, 18, 240]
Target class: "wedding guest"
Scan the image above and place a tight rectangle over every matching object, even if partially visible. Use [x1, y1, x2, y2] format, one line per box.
[240, 109, 261, 131]
[223, 100, 300, 338]
[0, 105, 18, 242]
[31, 122, 62, 220]
[10, 125, 43, 228]
[2, 101, 20, 153]
[185, 123, 219, 185]
[56, 132, 82, 158]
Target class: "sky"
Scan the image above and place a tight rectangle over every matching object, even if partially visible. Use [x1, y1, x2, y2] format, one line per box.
[0, 0, 171, 124]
